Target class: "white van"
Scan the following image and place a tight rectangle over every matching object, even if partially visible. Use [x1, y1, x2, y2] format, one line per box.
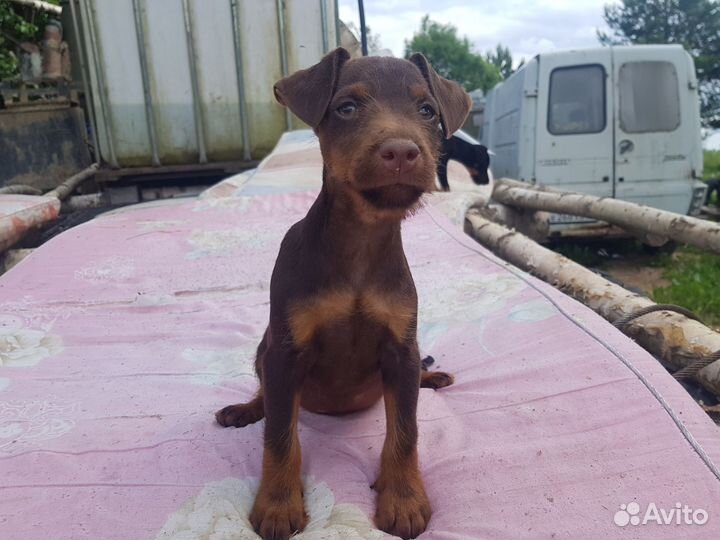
[482, 45, 707, 229]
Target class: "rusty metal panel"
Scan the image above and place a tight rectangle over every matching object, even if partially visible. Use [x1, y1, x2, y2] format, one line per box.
[0, 107, 92, 190]
[78, 0, 337, 169]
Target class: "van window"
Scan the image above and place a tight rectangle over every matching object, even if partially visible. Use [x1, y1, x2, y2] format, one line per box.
[619, 61, 680, 133]
[548, 65, 606, 135]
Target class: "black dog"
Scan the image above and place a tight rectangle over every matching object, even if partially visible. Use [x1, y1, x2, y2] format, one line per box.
[437, 130, 490, 190]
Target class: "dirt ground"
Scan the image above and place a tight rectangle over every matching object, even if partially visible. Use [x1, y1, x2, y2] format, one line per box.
[602, 260, 670, 295]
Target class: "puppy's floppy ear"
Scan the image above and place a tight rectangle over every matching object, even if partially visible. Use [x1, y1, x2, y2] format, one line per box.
[273, 47, 351, 129]
[409, 53, 472, 139]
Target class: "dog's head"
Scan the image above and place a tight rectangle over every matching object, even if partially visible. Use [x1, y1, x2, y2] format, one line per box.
[274, 48, 471, 219]
[466, 145, 491, 185]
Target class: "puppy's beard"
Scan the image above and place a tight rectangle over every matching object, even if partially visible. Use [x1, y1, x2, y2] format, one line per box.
[360, 184, 424, 209]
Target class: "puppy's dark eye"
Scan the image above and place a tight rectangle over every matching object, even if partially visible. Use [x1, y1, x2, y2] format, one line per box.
[336, 101, 357, 117]
[419, 104, 436, 119]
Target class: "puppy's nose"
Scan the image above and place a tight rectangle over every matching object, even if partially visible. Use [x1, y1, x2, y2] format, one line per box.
[378, 139, 420, 173]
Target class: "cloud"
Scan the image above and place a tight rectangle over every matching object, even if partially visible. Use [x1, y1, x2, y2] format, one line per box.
[338, 0, 615, 63]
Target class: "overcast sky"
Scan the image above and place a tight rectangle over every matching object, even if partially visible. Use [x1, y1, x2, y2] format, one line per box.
[337, 0, 720, 149]
[338, 0, 615, 64]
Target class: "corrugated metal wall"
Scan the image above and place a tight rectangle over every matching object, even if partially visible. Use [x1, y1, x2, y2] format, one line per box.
[75, 0, 337, 169]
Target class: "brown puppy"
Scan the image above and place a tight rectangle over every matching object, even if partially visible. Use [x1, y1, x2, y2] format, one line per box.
[216, 48, 471, 540]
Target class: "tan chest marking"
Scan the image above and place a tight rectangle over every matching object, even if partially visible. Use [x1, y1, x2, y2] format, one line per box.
[359, 290, 415, 344]
[288, 290, 356, 348]
[288, 289, 415, 348]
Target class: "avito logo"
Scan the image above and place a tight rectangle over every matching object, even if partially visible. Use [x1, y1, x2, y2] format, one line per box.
[614, 502, 709, 527]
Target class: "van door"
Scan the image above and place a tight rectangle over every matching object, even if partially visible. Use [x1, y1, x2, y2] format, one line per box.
[613, 46, 697, 214]
[535, 51, 614, 202]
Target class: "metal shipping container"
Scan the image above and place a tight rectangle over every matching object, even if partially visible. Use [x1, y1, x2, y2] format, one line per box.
[73, 0, 338, 171]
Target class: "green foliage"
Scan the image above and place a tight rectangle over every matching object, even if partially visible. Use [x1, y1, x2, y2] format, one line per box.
[598, 0, 720, 129]
[705, 149, 720, 205]
[704, 149, 720, 179]
[485, 43, 515, 79]
[404, 15, 502, 92]
[0, 0, 60, 80]
[653, 247, 720, 328]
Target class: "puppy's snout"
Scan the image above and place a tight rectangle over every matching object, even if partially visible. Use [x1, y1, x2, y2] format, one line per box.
[378, 139, 420, 174]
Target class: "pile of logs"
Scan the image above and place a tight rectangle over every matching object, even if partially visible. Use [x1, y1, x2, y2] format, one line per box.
[465, 178, 720, 397]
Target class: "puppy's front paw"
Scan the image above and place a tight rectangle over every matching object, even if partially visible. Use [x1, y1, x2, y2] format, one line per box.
[250, 489, 307, 540]
[375, 485, 431, 539]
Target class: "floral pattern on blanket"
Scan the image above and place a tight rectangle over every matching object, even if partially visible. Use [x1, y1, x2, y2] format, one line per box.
[0, 398, 79, 453]
[186, 227, 284, 260]
[137, 219, 186, 233]
[182, 344, 258, 386]
[192, 195, 254, 213]
[508, 298, 559, 322]
[75, 256, 136, 284]
[156, 477, 383, 540]
[0, 315, 63, 368]
[415, 261, 529, 350]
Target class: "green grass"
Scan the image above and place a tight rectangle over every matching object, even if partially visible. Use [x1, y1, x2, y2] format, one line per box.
[641, 151, 720, 326]
[705, 149, 720, 180]
[551, 240, 720, 329]
[652, 247, 720, 328]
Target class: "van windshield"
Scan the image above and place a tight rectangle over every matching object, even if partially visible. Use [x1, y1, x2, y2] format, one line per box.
[619, 61, 680, 133]
[548, 65, 606, 135]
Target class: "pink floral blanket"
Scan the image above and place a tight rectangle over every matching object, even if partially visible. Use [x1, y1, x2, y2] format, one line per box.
[1, 132, 719, 539]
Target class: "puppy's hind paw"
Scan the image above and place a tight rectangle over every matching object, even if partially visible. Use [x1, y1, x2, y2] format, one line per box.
[215, 401, 264, 428]
[420, 370, 454, 390]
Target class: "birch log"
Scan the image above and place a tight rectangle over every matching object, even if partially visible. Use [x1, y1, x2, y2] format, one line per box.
[465, 209, 720, 396]
[492, 179, 720, 254]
